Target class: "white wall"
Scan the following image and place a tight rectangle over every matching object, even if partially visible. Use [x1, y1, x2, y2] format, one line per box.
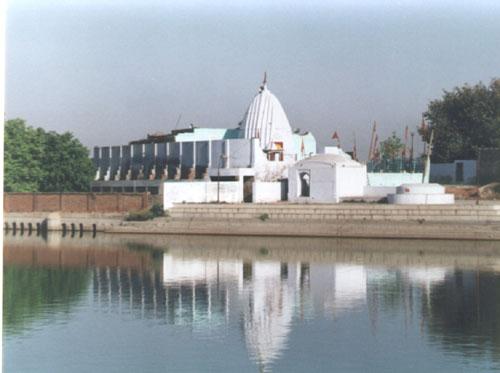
[206, 139, 293, 182]
[335, 165, 367, 198]
[310, 167, 337, 202]
[367, 173, 423, 187]
[288, 165, 337, 203]
[363, 186, 397, 198]
[164, 181, 243, 208]
[252, 182, 282, 203]
[287, 166, 300, 202]
[288, 164, 367, 203]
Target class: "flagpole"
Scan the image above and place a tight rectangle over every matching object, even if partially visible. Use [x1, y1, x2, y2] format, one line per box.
[368, 121, 377, 161]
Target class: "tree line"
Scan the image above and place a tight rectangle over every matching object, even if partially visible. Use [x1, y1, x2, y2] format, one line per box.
[377, 78, 500, 163]
[424, 78, 500, 163]
[4, 118, 94, 192]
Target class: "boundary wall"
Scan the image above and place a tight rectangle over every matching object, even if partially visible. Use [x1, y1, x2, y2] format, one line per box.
[252, 182, 282, 203]
[163, 181, 243, 208]
[4, 192, 150, 213]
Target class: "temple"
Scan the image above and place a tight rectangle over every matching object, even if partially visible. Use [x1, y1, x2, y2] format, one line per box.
[91, 75, 317, 197]
[92, 76, 446, 205]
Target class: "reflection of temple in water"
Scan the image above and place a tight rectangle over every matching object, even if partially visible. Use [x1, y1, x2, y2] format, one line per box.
[12, 232, 500, 369]
[241, 261, 302, 370]
[89, 254, 376, 370]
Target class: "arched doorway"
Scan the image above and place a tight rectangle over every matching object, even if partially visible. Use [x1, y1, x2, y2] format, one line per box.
[299, 171, 310, 197]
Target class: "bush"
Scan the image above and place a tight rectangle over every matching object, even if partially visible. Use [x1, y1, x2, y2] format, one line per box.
[258, 213, 270, 221]
[125, 204, 167, 221]
[151, 203, 165, 218]
[125, 209, 154, 221]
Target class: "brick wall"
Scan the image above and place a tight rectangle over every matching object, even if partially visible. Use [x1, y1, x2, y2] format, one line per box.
[61, 194, 89, 212]
[4, 193, 151, 213]
[4, 193, 34, 212]
[35, 194, 62, 212]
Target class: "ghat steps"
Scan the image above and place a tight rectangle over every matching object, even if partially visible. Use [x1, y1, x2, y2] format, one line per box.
[169, 202, 500, 223]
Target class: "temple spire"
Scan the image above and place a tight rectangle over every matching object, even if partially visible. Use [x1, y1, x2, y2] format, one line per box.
[260, 72, 267, 92]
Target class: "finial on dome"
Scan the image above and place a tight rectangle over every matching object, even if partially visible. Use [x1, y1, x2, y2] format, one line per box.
[259, 72, 267, 92]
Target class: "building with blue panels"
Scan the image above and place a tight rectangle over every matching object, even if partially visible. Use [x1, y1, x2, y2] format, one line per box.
[91, 77, 317, 196]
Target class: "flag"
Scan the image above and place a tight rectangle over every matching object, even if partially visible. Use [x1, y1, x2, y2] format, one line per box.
[300, 137, 305, 155]
[420, 116, 427, 131]
[332, 131, 341, 148]
[352, 133, 357, 161]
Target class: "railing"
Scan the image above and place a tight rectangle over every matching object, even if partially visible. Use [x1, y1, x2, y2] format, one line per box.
[367, 158, 424, 173]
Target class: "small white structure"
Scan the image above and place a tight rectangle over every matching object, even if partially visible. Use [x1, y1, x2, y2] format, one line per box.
[387, 183, 455, 204]
[288, 147, 367, 203]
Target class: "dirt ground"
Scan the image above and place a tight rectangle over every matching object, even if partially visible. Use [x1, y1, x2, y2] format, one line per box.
[445, 183, 500, 200]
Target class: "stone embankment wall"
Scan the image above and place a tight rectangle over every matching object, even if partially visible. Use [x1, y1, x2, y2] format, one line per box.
[4, 192, 150, 213]
[103, 202, 500, 240]
[168, 202, 500, 223]
[5, 201, 500, 240]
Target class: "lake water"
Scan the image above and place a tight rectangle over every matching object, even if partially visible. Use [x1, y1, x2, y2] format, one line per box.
[4, 232, 500, 372]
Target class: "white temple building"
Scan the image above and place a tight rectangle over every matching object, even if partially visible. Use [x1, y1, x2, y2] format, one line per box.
[91, 75, 440, 206]
[162, 77, 317, 206]
[91, 76, 317, 203]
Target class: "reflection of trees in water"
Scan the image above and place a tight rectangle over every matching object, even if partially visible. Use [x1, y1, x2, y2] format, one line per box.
[3, 266, 90, 335]
[365, 268, 452, 336]
[367, 268, 500, 362]
[424, 270, 500, 360]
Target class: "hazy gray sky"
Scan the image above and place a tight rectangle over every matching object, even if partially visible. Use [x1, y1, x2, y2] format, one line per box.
[6, 0, 500, 158]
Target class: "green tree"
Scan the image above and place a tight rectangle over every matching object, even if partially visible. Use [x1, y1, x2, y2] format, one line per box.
[4, 119, 45, 192]
[423, 79, 500, 163]
[4, 119, 95, 192]
[39, 130, 95, 192]
[380, 132, 404, 160]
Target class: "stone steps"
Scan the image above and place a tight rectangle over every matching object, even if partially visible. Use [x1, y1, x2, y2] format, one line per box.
[169, 203, 500, 222]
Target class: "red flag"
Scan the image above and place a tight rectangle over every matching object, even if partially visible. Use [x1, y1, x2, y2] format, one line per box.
[332, 131, 339, 140]
[300, 137, 305, 154]
[420, 116, 427, 131]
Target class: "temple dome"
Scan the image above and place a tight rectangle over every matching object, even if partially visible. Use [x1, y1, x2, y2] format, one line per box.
[297, 147, 362, 167]
[241, 76, 294, 152]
